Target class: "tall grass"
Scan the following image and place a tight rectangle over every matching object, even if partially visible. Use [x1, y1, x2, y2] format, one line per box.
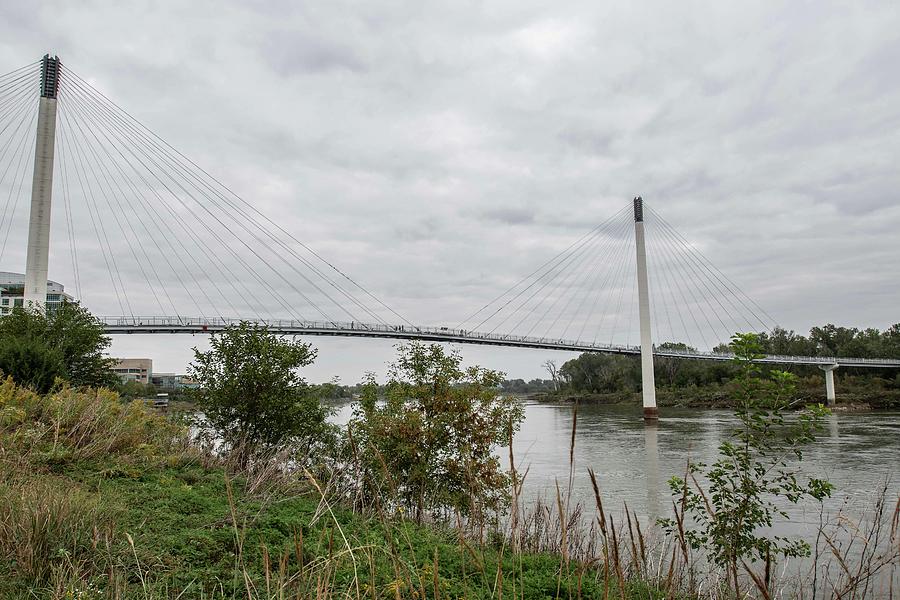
[1, 377, 898, 598]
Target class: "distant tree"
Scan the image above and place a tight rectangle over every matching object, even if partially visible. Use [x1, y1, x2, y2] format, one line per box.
[542, 359, 560, 392]
[115, 380, 157, 399]
[350, 343, 524, 523]
[0, 303, 115, 392]
[189, 322, 331, 466]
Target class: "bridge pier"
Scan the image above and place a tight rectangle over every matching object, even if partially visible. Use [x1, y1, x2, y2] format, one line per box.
[634, 197, 658, 421]
[24, 55, 60, 310]
[820, 364, 838, 406]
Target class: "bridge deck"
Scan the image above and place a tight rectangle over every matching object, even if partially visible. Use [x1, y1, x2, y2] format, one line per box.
[99, 317, 900, 369]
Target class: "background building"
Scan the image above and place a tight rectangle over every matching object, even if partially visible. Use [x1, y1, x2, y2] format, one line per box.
[112, 358, 153, 384]
[0, 271, 74, 314]
[150, 372, 199, 391]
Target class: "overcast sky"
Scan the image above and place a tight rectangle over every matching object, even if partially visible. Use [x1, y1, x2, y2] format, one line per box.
[0, 1, 898, 382]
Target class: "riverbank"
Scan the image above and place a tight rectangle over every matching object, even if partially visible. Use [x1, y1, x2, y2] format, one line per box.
[0, 379, 674, 599]
[531, 378, 900, 411]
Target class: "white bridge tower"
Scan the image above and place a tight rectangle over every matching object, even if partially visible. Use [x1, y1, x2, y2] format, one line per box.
[633, 196, 658, 420]
[23, 54, 60, 310]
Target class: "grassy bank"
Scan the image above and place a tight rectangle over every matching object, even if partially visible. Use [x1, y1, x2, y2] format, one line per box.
[0, 378, 671, 599]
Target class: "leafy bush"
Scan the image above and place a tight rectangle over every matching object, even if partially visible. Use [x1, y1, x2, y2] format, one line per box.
[660, 333, 833, 593]
[189, 322, 333, 467]
[349, 342, 524, 523]
[0, 303, 116, 391]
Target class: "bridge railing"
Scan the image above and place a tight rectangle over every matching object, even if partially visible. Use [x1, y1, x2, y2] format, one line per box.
[98, 316, 900, 368]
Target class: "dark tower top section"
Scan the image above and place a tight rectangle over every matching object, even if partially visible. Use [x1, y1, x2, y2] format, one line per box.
[633, 196, 644, 222]
[40, 54, 60, 99]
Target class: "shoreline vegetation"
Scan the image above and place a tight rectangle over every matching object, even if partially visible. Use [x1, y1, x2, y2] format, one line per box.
[1, 306, 898, 598]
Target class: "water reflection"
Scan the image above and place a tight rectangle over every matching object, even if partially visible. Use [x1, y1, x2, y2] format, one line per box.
[643, 423, 661, 520]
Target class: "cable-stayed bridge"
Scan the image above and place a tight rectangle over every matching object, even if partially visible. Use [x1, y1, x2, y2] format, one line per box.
[1, 55, 898, 419]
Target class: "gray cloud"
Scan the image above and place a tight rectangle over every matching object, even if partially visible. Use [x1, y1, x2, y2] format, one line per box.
[0, 0, 898, 381]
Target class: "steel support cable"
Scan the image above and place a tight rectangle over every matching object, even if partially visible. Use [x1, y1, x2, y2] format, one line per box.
[58, 85, 228, 320]
[58, 92, 237, 321]
[647, 213, 750, 340]
[649, 221, 718, 348]
[480, 226, 608, 335]
[65, 68, 403, 326]
[62, 85, 294, 322]
[590, 228, 634, 345]
[57, 93, 185, 317]
[556, 215, 633, 341]
[0, 91, 41, 234]
[537, 214, 633, 340]
[71, 94, 328, 324]
[626, 266, 638, 346]
[60, 78, 262, 321]
[485, 215, 623, 335]
[71, 85, 391, 326]
[0, 81, 40, 148]
[475, 206, 632, 333]
[520, 216, 629, 339]
[607, 234, 635, 346]
[56, 127, 82, 299]
[59, 115, 133, 316]
[59, 109, 134, 318]
[648, 220, 705, 347]
[0, 74, 39, 121]
[0, 61, 40, 83]
[646, 219, 716, 349]
[458, 204, 631, 328]
[67, 79, 366, 325]
[645, 205, 776, 332]
[0, 110, 36, 262]
[645, 219, 689, 347]
[576, 217, 634, 343]
[59, 95, 174, 317]
[64, 70, 399, 326]
[62, 79, 307, 323]
[0, 65, 41, 96]
[648, 211, 758, 336]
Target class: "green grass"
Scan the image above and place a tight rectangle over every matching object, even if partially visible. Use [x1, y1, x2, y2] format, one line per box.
[0, 378, 671, 599]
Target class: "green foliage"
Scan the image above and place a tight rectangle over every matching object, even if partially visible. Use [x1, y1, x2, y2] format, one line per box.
[0, 303, 115, 392]
[660, 333, 833, 578]
[0, 337, 64, 394]
[189, 322, 332, 466]
[349, 343, 524, 523]
[115, 379, 157, 399]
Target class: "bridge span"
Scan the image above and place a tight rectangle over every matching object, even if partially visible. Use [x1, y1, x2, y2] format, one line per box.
[100, 316, 900, 370]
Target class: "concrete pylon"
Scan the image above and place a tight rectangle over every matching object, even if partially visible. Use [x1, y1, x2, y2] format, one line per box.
[634, 196, 658, 420]
[23, 55, 60, 311]
[820, 364, 838, 406]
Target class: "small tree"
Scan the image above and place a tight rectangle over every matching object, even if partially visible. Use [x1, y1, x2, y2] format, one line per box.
[189, 322, 330, 466]
[0, 303, 115, 392]
[349, 342, 524, 524]
[660, 333, 833, 593]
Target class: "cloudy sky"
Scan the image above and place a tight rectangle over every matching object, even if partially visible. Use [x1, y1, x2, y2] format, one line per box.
[0, 1, 898, 382]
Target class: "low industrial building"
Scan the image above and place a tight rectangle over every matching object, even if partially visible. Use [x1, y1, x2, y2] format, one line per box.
[112, 358, 153, 384]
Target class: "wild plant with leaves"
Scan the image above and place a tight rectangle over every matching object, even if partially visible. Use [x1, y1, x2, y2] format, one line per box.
[660, 332, 833, 591]
[348, 342, 524, 525]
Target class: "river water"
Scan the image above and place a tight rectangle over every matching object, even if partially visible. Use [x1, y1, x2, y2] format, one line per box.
[332, 400, 900, 536]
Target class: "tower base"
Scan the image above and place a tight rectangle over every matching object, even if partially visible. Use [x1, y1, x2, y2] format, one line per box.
[643, 406, 659, 421]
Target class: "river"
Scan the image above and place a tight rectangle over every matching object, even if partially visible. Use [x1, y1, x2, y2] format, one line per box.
[332, 400, 900, 537]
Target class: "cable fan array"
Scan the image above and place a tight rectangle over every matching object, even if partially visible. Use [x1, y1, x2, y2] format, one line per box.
[0, 60, 409, 326]
[0, 62, 41, 267]
[0, 58, 776, 350]
[458, 202, 776, 351]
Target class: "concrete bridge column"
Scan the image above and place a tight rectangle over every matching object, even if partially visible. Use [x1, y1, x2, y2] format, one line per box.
[820, 364, 838, 406]
[633, 196, 658, 421]
[24, 55, 60, 310]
